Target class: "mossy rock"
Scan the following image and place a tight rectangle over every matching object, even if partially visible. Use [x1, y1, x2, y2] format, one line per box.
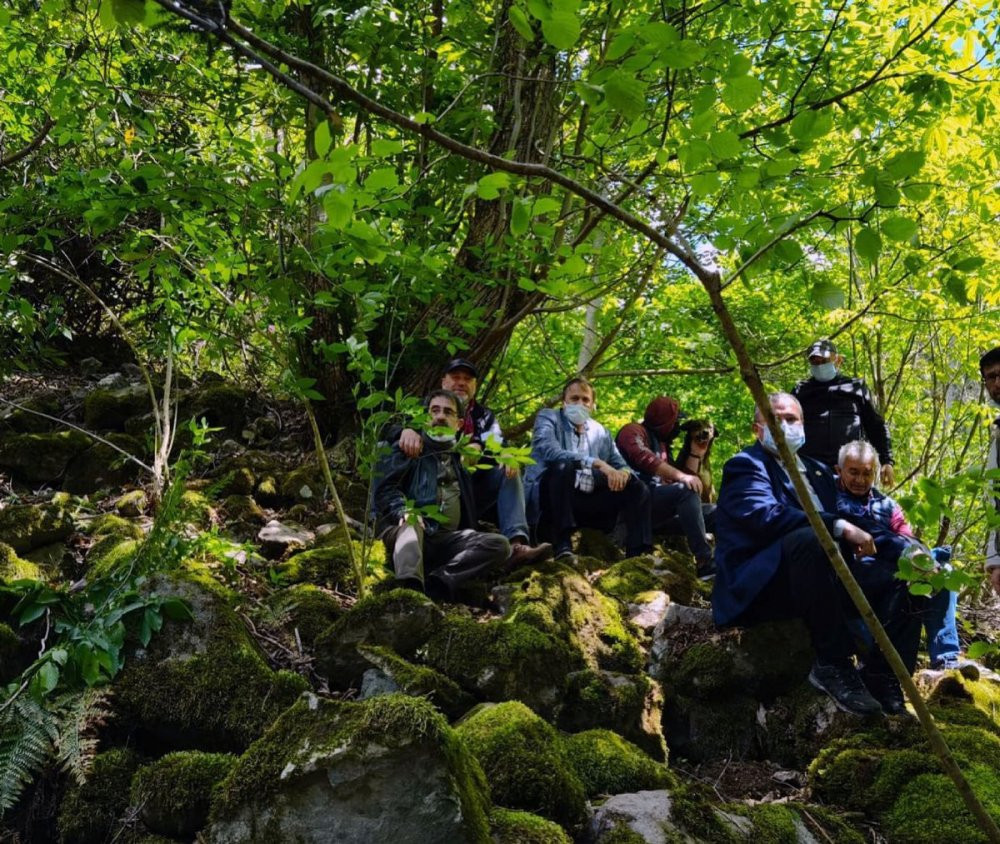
[761, 683, 869, 768]
[208, 693, 491, 844]
[115, 489, 149, 517]
[593, 558, 665, 604]
[215, 467, 255, 497]
[0, 503, 73, 553]
[357, 644, 475, 720]
[498, 561, 643, 674]
[83, 384, 151, 430]
[180, 489, 217, 529]
[456, 701, 587, 829]
[0, 393, 61, 433]
[423, 615, 579, 719]
[0, 429, 92, 484]
[275, 543, 356, 588]
[490, 808, 572, 844]
[114, 572, 308, 752]
[563, 728, 674, 797]
[278, 465, 326, 502]
[558, 669, 666, 761]
[131, 751, 237, 838]
[57, 747, 143, 844]
[314, 588, 444, 690]
[64, 433, 145, 494]
[84, 512, 145, 540]
[266, 583, 343, 650]
[0, 622, 28, 684]
[87, 537, 141, 579]
[0, 541, 43, 581]
[181, 383, 255, 437]
[219, 494, 267, 526]
[662, 692, 762, 763]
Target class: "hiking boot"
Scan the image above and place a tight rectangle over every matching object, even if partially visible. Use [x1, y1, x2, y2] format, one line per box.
[695, 556, 716, 581]
[808, 661, 882, 716]
[931, 657, 981, 682]
[505, 540, 554, 570]
[861, 669, 909, 716]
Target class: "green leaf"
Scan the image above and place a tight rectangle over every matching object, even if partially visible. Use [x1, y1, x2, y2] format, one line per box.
[854, 227, 881, 263]
[901, 182, 932, 201]
[662, 40, 705, 69]
[642, 22, 679, 47]
[509, 6, 535, 42]
[908, 582, 933, 597]
[314, 120, 333, 157]
[477, 172, 511, 200]
[526, 0, 550, 18]
[604, 72, 646, 120]
[708, 130, 742, 159]
[874, 182, 901, 207]
[371, 139, 403, 157]
[811, 281, 845, 310]
[541, 10, 580, 49]
[532, 196, 562, 216]
[160, 598, 193, 621]
[884, 149, 926, 180]
[721, 76, 761, 112]
[324, 190, 354, 230]
[690, 171, 720, 196]
[108, 0, 147, 25]
[943, 272, 968, 305]
[38, 661, 59, 694]
[967, 641, 995, 659]
[365, 167, 398, 192]
[951, 256, 985, 272]
[790, 109, 833, 142]
[881, 216, 917, 242]
[511, 199, 530, 236]
[605, 32, 636, 61]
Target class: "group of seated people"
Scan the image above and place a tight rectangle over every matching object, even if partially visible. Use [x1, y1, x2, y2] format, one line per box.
[371, 346, 982, 718]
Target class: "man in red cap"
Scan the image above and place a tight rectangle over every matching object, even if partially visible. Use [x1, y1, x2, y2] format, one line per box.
[616, 396, 716, 579]
[398, 358, 553, 568]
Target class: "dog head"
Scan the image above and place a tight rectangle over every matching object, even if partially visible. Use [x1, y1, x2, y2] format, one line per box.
[680, 419, 717, 453]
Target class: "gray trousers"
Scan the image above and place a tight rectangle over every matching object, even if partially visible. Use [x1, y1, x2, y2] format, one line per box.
[382, 520, 510, 597]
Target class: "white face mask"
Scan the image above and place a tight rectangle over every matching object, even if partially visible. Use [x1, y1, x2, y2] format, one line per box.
[563, 403, 591, 426]
[760, 421, 805, 455]
[810, 362, 838, 382]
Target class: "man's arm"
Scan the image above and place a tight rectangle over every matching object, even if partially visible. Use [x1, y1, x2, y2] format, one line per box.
[530, 410, 580, 465]
[372, 447, 415, 525]
[616, 423, 701, 492]
[857, 380, 894, 469]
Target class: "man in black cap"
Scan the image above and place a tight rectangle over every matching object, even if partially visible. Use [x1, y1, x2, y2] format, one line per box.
[398, 359, 553, 568]
[792, 338, 894, 487]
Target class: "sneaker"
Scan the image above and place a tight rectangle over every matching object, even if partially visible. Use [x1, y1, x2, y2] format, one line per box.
[695, 557, 716, 581]
[808, 661, 883, 716]
[932, 657, 981, 682]
[506, 541, 554, 570]
[861, 670, 909, 716]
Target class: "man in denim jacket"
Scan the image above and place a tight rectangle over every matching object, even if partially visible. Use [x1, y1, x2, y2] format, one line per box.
[524, 377, 651, 560]
[373, 390, 510, 599]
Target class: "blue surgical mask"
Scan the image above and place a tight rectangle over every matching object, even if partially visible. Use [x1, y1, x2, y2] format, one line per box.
[761, 421, 805, 455]
[563, 404, 591, 427]
[810, 362, 838, 382]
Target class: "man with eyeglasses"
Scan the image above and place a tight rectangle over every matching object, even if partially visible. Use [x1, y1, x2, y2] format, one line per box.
[981, 347, 1000, 595]
[373, 389, 511, 600]
[616, 396, 717, 579]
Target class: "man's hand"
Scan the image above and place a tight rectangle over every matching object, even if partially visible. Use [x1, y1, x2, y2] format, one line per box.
[840, 522, 876, 558]
[989, 567, 1000, 597]
[679, 473, 703, 495]
[596, 460, 630, 492]
[399, 428, 423, 459]
[880, 464, 895, 487]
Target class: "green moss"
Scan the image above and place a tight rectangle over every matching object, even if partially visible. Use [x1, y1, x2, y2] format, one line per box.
[423, 615, 578, 717]
[180, 489, 216, 528]
[503, 562, 643, 673]
[267, 583, 343, 648]
[357, 644, 474, 719]
[490, 808, 572, 844]
[115, 489, 148, 516]
[131, 751, 237, 838]
[669, 784, 740, 844]
[278, 465, 325, 501]
[597, 822, 647, 844]
[215, 467, 255, 497]
[593, 559, 663, 602]
[0, 541, 43, 581]
[57, 747, 143, 844]
[213, 693, 491, 841]
[563, 729, 673, 797]
[182, 383, 252, 435]
[256, 474, 278, 500]
[85, 512, 144, 540]
[220, 494, 266, 524]
[276, 543, 356, 587]
[674, 642, 737, 697]
[457, 701, 587, 829]
[0, 622, 22, 683]
[0, 430, 92, 484]
[84, 385, 150, 430]
[88, 537, 140, 578]
[0, 504, 73, 554]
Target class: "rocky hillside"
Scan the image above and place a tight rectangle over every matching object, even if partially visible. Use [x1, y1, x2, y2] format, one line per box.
[1, 367, 1000, 843]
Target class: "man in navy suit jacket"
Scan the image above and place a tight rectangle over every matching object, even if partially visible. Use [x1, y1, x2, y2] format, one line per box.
[713, 393, 921, 717]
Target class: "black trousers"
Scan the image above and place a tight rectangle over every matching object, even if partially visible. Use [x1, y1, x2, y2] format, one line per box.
[736, 526, 923, 670]
[539, 463, 651, 556]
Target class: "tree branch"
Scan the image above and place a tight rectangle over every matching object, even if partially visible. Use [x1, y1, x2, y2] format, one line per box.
[0, 118, 55, 170]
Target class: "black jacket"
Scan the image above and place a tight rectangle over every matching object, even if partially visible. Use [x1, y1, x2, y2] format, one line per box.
[792, 374, 893, 468]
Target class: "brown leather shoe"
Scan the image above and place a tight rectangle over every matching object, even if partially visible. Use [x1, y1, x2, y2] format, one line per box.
[506, 541, 554, 570]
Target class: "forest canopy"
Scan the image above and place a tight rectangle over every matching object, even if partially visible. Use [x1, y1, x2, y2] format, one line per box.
[1, 0, 999, 558]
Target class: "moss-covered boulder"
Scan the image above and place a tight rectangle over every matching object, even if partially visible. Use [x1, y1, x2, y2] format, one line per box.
[131, 751, 237, 839]
[84, 512, 145, 540]
[314, 589, 444, 690]
[0, 622, 28, 683]
[490, 808, 572, 844]
[207, 693, 491, 844]
[87, 537, 141, 578]
[215, 466, 255, 497]
[0, 393, 61, 433]
[424, 615, 579, 719]
[497, 561, 643, 674]
[83, 384, 151, 431]
[0, 541, 43, 581]
[57, 747, 144, 844]
[594, 551, 696, 607]
[181, 383, 255, 437]
[662, 692, 763, 763]
[0, 429, 93, 484]
[266, 583, 343, 650]
[278, 464, 326, 502]
[0, 503, 73, 553]
[114, 573, 308, 752]
[64, 434, 145, 493]
[558, 670, 666, 761]
[115, 489, 148, 517]
[456, 701, 587, 829]
[180, 489, 217, 530]
[219, 494, 267, 526]
[274, 543, 356, 588]
[563, 729, 674, 798]
[357, 644, 475, 720]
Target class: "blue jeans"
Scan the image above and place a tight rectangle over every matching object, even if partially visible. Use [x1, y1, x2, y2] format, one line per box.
[923, 582, 961, 665]
[472, 465, 529, 543]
